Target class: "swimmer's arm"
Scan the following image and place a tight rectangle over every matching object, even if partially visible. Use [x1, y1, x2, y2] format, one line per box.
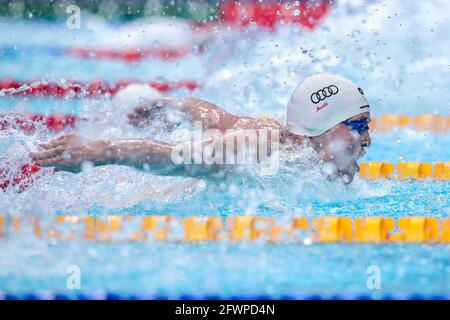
[99, 139, 175, 169]
[31, 129, 278, 176]
[98, 138, 233, 177]
[31, 137, 174, 173]
[166, 97, 279, 131]
[103, 133, 279, 177]
[30, 134, 228, 176]
[129, 96, 241, 131]
[181, 97, 239, 127]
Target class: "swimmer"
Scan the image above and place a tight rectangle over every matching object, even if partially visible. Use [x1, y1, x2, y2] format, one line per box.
[30, 73, 372, 183]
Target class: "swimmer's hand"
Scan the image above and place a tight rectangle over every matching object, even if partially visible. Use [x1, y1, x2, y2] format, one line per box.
[30, 133, 109, 172]
[127, 98, 172, 127]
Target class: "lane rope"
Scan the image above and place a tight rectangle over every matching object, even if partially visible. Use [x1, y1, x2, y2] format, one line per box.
[0, 44, 207, 62]
[0, 79, 199, 98]
[0, 113, 79, 133]
[360, 162, 450, 180]
[1, 215, 450, 243]
[370, 114, 450, 132]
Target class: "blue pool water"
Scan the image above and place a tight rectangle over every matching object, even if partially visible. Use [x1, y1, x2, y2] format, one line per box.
[1, 0, 450, 298]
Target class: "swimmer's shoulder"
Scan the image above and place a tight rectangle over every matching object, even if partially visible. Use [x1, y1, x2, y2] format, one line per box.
[232, 114, 282, 130]
[255, 115, 282, 130]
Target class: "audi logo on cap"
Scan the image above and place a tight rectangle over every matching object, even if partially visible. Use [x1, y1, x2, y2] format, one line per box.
[310, 85, 339, 104]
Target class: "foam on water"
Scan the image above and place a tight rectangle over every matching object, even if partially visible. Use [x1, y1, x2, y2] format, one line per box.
[201, 0, 450, 117]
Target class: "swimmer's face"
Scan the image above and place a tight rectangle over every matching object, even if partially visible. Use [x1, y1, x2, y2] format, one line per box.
[328, 112, 371, 158]
[310, 112, 371, 181]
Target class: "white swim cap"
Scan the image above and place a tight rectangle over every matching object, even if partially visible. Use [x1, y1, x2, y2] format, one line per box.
[287, 73, 370, 137]
[113, 83, 162, 110]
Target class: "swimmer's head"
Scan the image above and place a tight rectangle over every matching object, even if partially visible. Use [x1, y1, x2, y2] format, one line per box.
[286, 73, 372, 182]
[113, 83, 163, 110]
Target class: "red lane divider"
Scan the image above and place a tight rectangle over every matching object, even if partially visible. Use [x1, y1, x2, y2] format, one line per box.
[0, 161, 43, 192]
[0, 114, 78, 134]
[220, 0, 331, 31]
[0, 79, 199, 98]
[67, 45, 206, 62]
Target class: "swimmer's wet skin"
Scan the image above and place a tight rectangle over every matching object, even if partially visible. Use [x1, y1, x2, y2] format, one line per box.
[30, 73, 371, 184]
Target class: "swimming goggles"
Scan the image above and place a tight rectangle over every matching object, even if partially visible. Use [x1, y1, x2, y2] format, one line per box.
[342, 119, 370, 135]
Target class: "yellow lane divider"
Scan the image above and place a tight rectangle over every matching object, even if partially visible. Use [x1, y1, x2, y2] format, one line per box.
[370, 114, 450, 132]
[1, 215, 450, 243]
[359, 162, 450, 180]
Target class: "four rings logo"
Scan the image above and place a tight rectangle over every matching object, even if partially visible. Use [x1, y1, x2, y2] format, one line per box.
[310, 85, 339, 104]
